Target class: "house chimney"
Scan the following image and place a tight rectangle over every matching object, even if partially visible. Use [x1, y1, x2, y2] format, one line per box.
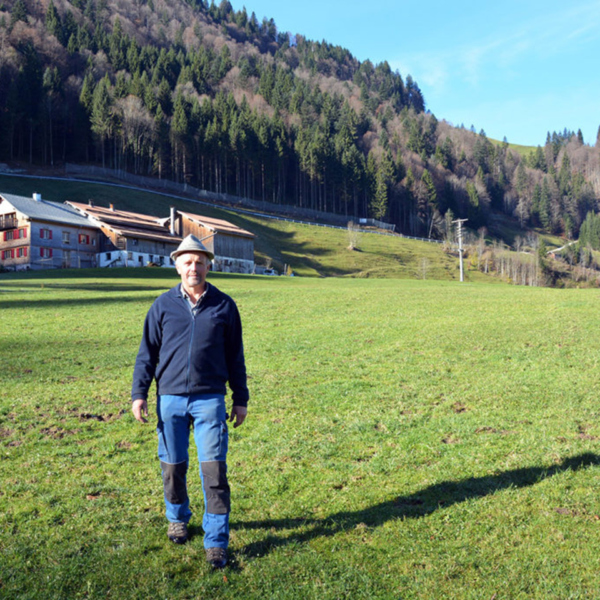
[88, 200, 94, 207]
[170, 206, 176, 235]
[109, 204, 114, 211]
[33, 193, 42, 202]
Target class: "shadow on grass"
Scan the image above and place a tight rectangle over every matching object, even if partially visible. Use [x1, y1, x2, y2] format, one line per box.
[0, 293, 161, 310]
[0, 269, 284, 288]
[234, 453, 600, 558]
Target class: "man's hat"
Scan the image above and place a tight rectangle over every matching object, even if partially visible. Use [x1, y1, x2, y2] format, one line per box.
[170, 234, 214, 261]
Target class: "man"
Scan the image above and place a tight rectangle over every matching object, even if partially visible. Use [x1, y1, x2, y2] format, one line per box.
[131, 234, 249, 569]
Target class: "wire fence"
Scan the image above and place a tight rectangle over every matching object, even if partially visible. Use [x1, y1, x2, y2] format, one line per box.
[65, 164, 360, 226]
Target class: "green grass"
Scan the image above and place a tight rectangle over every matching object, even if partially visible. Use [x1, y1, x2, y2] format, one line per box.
[0, 174, 487, 281]
[2, 269, 600, 598]
[490, 137, 536, 159]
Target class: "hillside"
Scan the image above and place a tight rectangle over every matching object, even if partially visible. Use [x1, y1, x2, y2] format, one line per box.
[0, 173, 496, 281]
[0, 0, 599, 274]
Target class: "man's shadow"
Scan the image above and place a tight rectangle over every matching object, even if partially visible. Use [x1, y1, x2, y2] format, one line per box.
[233, 453, 600, 558]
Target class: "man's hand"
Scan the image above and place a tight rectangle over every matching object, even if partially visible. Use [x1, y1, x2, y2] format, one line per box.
[132, 399, 148, 423]
[229, 405, 247, 428]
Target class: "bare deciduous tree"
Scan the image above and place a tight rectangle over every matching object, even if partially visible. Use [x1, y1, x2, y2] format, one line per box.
[347, 221, 361, 251]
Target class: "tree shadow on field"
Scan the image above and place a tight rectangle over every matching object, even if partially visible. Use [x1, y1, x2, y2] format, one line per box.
[234, 453, 600, 558]
[0, 293, 161, 310]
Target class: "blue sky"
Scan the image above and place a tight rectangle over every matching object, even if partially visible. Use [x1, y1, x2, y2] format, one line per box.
[228, 0, 600, 147]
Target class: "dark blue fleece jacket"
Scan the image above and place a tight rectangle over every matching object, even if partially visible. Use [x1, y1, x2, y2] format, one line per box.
[132, 283, 249, 406]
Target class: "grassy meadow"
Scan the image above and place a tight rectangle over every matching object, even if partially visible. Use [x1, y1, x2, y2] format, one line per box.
[2, 269, 600, 599]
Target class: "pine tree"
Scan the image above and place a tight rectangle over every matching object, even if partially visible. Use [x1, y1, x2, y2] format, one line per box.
[90, 76, 113, 167]
[371, 170, 388, 220]
[10, 0, 28, 29]
[46, 1, 64, 44]
[539, 178, 551, 230]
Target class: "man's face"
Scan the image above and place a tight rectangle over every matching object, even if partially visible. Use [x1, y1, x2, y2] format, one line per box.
[176, 252, 210, 291]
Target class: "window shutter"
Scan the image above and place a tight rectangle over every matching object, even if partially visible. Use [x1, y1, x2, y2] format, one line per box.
[24, 248, 28, 257]
[49, 249, 53, 258]
[49, 230, 53, 240]
[3, 232, 6, 241]
[40, 248, 43, 257]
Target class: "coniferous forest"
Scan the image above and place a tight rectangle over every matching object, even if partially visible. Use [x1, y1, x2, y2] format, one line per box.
[1, 0, 600, 245]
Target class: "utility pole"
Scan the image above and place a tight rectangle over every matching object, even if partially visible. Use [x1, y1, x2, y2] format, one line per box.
[453, 218, 468, 282]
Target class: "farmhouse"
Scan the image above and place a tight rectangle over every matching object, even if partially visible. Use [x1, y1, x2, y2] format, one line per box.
[162, 209, 255, 274]
[0, 192, 100, 270]
[1, 193, 257, 272]
[66, 202, 181, 268]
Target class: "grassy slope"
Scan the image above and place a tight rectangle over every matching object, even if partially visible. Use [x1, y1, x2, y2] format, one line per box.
[489, 137, 536, 159]
[0, 174, 491, 281]
[1, 270, 600, 599]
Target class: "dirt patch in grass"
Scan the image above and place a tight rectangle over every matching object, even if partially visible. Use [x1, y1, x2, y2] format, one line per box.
[442, 435, 460, 444]
[78, 410, 127, 422]
[40, 426, 80, 439]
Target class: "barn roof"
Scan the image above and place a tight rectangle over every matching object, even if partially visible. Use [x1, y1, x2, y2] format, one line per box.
[67, 202, 181, 245]
[0, 193, 98, 228]
[177, 211, 255, 239]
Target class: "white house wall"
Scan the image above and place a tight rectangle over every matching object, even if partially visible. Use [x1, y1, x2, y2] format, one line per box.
[97, 250, 175, 268]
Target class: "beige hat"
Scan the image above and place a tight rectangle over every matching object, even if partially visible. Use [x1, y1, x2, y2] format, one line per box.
[170, 234, 214, 261]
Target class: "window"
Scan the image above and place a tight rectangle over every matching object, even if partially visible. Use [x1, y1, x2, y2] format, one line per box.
[106, 252, 111, 260]
[2, 249, 13, 260]
[4, 230, 13, 241]
[40, 248, 53, 259]
[40, 228, 52, 240]
[78, 233, 90, 244]
[16, 247, 27, 258]
[63, 231, 71, 244]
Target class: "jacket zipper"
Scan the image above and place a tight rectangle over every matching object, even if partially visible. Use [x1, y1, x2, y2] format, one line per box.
[186, 312, 195, 392]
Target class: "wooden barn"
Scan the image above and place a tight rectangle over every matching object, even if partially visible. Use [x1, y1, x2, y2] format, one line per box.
[163, 209, 255, 274]
[0, 192, 100, 270]
[67, 202, 181, 267]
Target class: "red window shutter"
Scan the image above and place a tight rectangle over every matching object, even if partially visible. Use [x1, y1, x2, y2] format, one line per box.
[49, 230, 53, 240]
[3, 232, 6, 241]
[86, 235, 90, 244]
[23, 229, 27, 238]
[49, 249, 53, 258]
[11, 249, 14, 258]
[40, 248, 43, 257]
[24, 247, 28, 257]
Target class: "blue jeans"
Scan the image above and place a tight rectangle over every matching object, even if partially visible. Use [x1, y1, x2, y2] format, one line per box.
[156, 394, 230, 548]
